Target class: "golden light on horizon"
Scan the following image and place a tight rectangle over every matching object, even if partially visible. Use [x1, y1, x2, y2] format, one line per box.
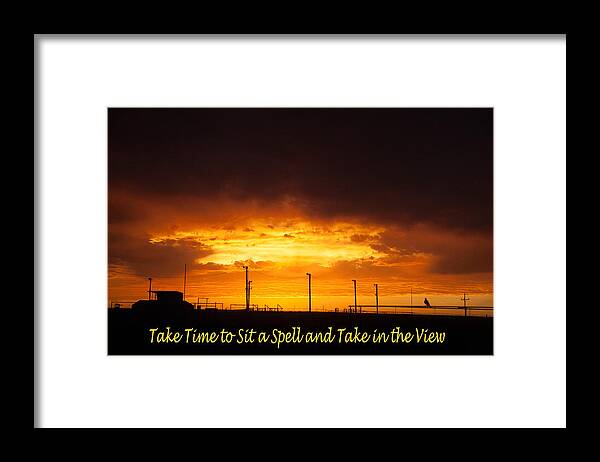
[109, 217, 493, 308]
[148, 220, 387, 267]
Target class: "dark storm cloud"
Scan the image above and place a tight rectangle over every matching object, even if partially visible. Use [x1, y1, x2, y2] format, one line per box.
[108, 108, 492, 232]
[374, 226, 493, 274]
[108, 197, 148, 225]
[109, 233, 213, 277]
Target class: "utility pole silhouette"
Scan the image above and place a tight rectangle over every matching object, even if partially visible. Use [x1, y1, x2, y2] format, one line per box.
[374, 283, 379, 315]
[352, 279, 357, 314]
[183, 264, 187, 301]
[248, 280, 252, 308]
[461, 293, 470, 317]
[306, 273, 312, 312]
[148, 277, 152, 300]
[243, 266, 249, 311]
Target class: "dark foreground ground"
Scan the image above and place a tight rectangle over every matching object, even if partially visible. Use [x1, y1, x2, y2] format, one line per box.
[108, 309, 493, 355]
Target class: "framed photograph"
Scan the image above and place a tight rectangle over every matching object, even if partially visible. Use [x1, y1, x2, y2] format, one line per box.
[35, 34, 566, 428]
[107, 107, 493, 355]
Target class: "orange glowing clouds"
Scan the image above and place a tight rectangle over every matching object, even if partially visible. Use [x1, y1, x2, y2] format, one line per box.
[148, 220, 386, 268]
[108, 211, 493, 308]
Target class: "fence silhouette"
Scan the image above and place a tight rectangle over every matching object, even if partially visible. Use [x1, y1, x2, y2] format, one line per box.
[345, 304, 493, 317]
[109, 300, 492, 317]
[194, 301, 224, 310]
[109, 301, 136, 309]
[229, 303, 259, 310]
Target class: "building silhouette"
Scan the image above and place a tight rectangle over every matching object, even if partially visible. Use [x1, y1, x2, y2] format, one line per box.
[132, 290, 194, 316]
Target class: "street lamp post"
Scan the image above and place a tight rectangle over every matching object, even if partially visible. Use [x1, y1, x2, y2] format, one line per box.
[352, 279, 357, 314]
[374, 283, 379, 315]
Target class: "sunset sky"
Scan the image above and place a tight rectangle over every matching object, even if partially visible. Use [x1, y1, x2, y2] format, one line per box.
[108, 108, 493, 309]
